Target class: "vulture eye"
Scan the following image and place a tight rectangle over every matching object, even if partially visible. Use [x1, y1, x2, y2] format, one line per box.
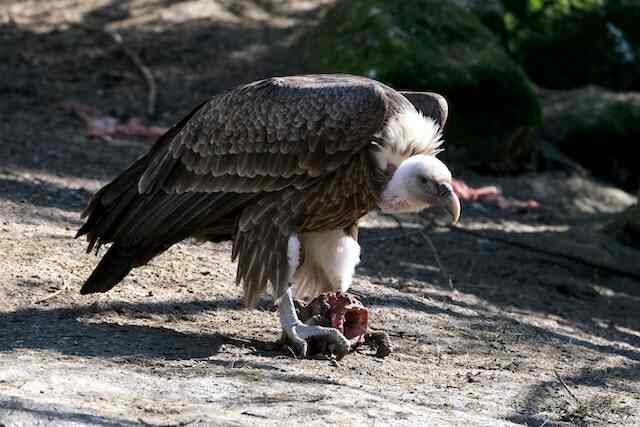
[419, 176, 429, 185]
[437, 182, 453, 196]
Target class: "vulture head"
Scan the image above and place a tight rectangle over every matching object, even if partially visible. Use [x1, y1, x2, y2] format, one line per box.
[380, 154, 460, 222]
[375, 99, 460, 223]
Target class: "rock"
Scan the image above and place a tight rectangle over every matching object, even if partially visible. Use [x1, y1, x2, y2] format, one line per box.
[632, 188, 640, 235]
[624, 192, 640, 244]
[608, 206, 640, 249]
[487, 0, 640, 91]
[607, 187, 640, 249]
[541, 86, 640, 192]
[302, 0, 541, 170]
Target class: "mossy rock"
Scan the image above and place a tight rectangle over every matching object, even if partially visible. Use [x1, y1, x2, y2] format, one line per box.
[302, 0, 542, 171]
[631, 190, 640, 244]
[485, 0, 640, 91]
[622, 197, 640, 248]
[605, 190, 640, 249]
[542, 86, 640, 191]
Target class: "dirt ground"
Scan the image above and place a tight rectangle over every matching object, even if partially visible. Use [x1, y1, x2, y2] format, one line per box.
[2, 1, 640, 426]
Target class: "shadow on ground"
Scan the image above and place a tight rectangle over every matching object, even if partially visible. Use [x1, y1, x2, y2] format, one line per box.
[2, 280, 640, 366]
[0, 297, 278, 361]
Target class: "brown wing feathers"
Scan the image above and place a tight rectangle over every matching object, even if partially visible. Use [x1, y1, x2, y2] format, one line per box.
[139, 78, 387, 194]
[399, 91, 448, 128]
[78, 75, 398, 302]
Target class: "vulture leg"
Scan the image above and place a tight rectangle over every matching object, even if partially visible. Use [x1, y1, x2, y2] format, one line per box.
[278, 287, 350, 358]
[276, 230, 363, 358]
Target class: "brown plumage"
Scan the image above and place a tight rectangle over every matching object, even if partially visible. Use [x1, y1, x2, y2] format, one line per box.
[77, 74, 448, 306]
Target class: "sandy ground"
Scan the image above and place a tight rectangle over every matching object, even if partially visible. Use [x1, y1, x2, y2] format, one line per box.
[2, 1, 640, 426]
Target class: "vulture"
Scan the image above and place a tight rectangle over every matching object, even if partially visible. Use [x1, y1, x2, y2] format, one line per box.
[77, 74, 461, 357]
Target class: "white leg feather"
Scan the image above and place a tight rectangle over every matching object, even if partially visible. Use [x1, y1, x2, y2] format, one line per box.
[287, 235, 301, 283]
[293, 229, 361, 297]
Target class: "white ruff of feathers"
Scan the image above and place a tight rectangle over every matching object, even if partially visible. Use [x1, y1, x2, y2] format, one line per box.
[374, 108, 443, 170]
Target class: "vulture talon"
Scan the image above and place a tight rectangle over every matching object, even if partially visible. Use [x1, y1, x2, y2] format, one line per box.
[279, 288, 351, 358]
[281, 322, 350, 359]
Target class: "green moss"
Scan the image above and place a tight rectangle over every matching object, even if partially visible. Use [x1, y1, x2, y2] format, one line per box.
[305, 0, 542, 169]
[486, 0, 640, 90]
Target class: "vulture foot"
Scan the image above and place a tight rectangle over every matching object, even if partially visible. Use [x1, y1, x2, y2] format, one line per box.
[277, 287, 350, 358]
[279, 323, 351, 359]
[278, 291, 393, 359]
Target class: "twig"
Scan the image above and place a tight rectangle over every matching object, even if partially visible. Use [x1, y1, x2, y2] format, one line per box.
[33, 277, 69, 304]
[553, 370, 582, 406]
[384, 214, 407, 230]
[360, 232, 406, 243]
[552, 371, 609, 423]
[241, 411, 269, 419]
[104, 30, 157, 116]
[284, 345, 298, 359]
[418, 226, 454, 290]
[385, 214, 453, 288]
[138, 418, 197, 427]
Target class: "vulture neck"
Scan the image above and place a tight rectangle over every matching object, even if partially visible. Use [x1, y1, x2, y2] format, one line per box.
[378, 158, 427, 213]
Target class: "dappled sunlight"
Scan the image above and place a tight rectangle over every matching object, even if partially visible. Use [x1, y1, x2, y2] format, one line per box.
[5, 0, 327, 31]
[357, 212, 640, 375]
[527, 174, 636, 217]
[460, 220, 570, 234]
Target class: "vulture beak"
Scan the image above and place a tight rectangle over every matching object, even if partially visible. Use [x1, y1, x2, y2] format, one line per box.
[439, 182, 461, 224]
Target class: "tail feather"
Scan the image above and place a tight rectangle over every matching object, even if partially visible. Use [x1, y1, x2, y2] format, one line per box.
[76, 100, 257, 294]
[76, 155, 148, 248]
[80, 245, 136, 294]
[77, 158, 255, 293]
